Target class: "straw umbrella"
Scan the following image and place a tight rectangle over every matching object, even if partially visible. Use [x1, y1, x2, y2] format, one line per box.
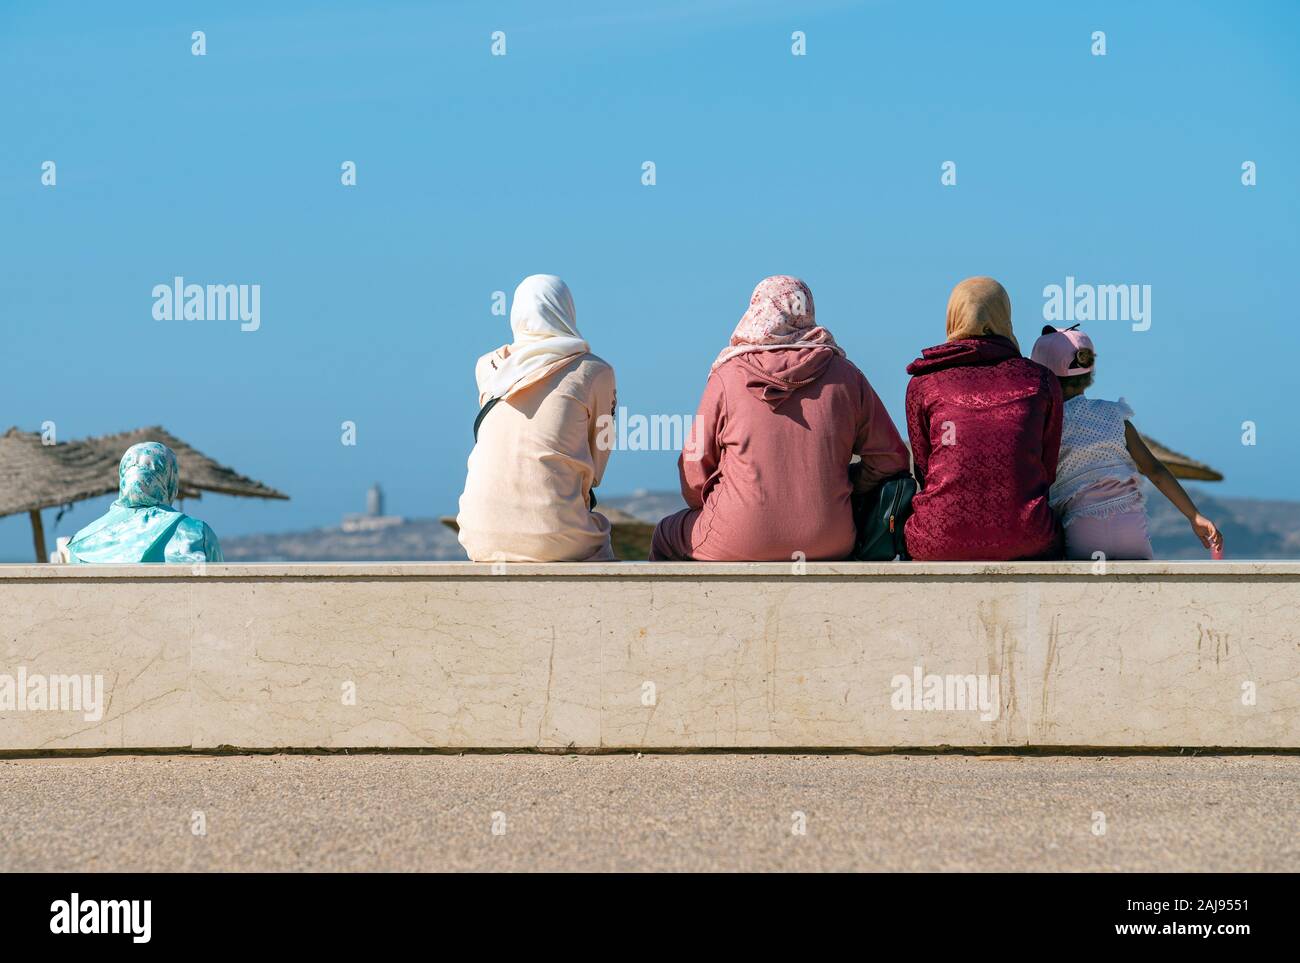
[1136, 433, 1223, 481]
[0, 426, 288, 561]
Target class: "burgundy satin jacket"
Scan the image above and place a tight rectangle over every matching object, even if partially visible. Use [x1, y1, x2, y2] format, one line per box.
[904, 336, 1063, 561]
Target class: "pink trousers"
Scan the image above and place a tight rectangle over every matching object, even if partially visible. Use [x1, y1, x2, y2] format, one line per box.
[1064, 509, 1153, 561]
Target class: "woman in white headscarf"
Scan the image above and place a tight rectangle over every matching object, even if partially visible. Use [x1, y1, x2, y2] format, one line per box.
[456, 274, 617, 562]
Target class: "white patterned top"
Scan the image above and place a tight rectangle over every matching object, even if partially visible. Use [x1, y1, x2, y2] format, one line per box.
[1051, 395, 1145, 524]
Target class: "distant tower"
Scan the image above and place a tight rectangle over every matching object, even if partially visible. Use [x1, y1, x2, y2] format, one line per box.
[342, 482, 401, 533]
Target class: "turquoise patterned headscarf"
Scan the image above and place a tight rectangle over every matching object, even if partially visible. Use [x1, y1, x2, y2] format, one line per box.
[117, 442, 179, 508]
[67, 442, 223, 564]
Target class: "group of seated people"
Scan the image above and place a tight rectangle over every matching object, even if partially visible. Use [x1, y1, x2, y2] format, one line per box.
[65, 273, 1221, 566]
[456, 273, 1221, 564]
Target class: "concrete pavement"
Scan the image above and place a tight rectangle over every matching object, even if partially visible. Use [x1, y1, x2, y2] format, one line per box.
[0, 753, 1295, 872]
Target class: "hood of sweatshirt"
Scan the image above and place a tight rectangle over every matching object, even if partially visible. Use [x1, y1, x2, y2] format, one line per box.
[905, 335, 1021, 376]
[730, 346, 836, 406]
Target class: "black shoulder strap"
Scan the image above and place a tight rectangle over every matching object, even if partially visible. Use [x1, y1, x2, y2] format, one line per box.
[473, 397, 501, 441]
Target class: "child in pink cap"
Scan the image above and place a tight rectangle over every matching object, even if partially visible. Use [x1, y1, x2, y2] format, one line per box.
[1030, 325, 1222, 560]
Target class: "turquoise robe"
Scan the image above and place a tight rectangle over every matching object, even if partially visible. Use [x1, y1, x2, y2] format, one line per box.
[67, 441, 224, 564]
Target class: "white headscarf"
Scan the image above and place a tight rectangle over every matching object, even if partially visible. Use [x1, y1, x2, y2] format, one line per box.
[476, 275, 590, 402]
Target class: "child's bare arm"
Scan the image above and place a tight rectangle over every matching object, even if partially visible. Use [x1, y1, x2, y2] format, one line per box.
[1126, 422, 1196, 516]
[1124, 421, 1222, 551]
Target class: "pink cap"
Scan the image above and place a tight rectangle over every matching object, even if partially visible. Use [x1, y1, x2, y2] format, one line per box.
[1031, 324, 1095, 377]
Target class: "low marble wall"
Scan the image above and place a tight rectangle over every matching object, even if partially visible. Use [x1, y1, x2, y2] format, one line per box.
[1, 562, 1296, 750]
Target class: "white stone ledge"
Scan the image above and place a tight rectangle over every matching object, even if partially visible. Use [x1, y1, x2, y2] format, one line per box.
[4, 561, 1297, 579]
[1, 562, 1297, 751]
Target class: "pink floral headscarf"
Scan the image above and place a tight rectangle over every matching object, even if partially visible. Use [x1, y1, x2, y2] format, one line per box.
[712, 275, 843, 371]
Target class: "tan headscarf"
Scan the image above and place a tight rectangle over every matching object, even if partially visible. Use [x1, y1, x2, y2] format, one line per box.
[945, 276, 1018, 349]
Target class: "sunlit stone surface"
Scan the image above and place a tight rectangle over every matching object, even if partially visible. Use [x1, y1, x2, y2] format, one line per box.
[1, 562, 1296, 750]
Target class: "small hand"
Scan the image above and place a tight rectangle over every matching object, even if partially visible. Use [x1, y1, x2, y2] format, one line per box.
[1190, 515, 1221, 551]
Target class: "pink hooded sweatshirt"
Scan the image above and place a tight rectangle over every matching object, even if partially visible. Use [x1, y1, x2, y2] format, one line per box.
[651, 348, 910, 561]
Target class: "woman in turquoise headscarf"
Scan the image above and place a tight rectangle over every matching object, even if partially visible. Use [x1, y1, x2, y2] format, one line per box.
[68, 442, 224, 564]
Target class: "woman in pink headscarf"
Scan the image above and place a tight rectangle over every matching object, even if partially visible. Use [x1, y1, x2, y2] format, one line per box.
[650, 276, 910, 561]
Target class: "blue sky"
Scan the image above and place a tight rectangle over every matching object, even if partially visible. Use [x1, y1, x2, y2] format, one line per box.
[2, 0, 1297, 559]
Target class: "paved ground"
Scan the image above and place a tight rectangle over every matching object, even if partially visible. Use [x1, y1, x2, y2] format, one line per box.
[0, 753, 1295, 872]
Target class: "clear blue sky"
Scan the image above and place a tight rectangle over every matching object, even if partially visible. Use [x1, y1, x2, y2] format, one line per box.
[2, 0, 1297, 559]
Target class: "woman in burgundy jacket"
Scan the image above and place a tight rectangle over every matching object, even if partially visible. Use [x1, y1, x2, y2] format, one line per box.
[904, 277, 1063, 561]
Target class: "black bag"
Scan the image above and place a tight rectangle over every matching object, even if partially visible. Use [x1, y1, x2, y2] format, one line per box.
[851, 472, 917, 561]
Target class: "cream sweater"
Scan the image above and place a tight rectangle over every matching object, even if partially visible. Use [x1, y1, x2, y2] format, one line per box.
[457, 352, 617, 562]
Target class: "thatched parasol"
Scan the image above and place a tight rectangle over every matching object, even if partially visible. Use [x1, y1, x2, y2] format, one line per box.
[1, 425, 288, 561]
[1137, 434, 1223, 482]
